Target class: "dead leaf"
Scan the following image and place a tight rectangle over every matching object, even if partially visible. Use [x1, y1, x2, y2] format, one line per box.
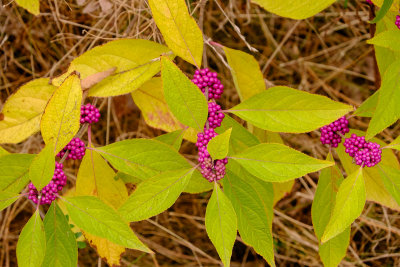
[81, 67, 116, 90]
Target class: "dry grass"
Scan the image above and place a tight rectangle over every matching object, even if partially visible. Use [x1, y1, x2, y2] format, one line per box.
[1, 0, 400, 266]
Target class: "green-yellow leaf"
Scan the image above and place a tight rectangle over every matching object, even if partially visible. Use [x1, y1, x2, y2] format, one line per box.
[388, 135, 400, 150]
[29, 145, 55, 191]
[366, 61, 400, 139]
[371, 0, 399, 11]
[155, 129, 184, 151]
[0, 147, 9, 157]
[161, 57, 208, 131]
[118, 168, 194, 222]
[64, 196, 151, 252]
[16, 211, 46, 267]
[322, 168, 365, 243]
[0, 154, 35, 192]
[231, 143, 333, 182]
[223, 47, 265, 101]
[0, 190, 20, 212]
[251, 0, 336, 20]
[132, 77, 198, 143]
[52, 39, 171, 97]
[0, 78, 56, 144]
[42, 203, 77, 267]
[223, 169, 275, 266]
[205, 183, 237, 267]
[207, 128, 232, 160]
[377, 165, 400, 206]
[15, 0, 39, 15]
[229, 86, 353, 133]
[41, 74, 82, 154]
[367, 30, 400, 51]
[184, 171, 214, 194]
[76, 149, 128, 266]
[354, 90, 379, 118]
[148, 0, 203, 66]
[337, 129, 400, 210]
[312, 152, 350, 267]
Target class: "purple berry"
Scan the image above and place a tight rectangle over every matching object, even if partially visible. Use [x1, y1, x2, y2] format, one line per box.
[207, 102, 225, 129]
[319, 116, 349, 148]
[80, 103, 100, 124]
[366, 0, 373, 4]
[192, 68, 224, 100]
[57, 137, 86, 160]
[28, 162, 67, 205]
[396, 15, 400, 30]
[343, 134, 382, 167]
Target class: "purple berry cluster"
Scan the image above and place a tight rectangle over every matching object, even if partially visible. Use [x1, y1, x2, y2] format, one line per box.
[192, 68, 229, 182]
[207, 102, 225, 129]
[57, 137, 86, 160]
[366, 0, 373, 4]
[196, 129, 228, 182]
[80, 103, 100, 124]
[192, 68, 224, 99]
[396, 15, 400, 30]
[320, 116, 349, 147]
[28, 163, 67, 205]
[343, 134, 382, 167]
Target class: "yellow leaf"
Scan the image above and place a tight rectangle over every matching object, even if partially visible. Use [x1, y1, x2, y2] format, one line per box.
[15, 0, 40, 15]
[0, 78, 56, 144]
[223, 47, 265, 102]
[132, 77, 198, 142]
[52, 39, 171, 97]
[76, 149, 129, 266]
[148, 0, 203, 66]
[251, 0, 336, 20]
[40, 74, 82, 154]
[372, 0, 399, 11]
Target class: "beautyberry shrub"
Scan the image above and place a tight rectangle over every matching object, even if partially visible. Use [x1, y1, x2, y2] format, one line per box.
[343, 134, 382, 167]
[320, 116, 349, 147]
[80, 103, 100, 124]
[28, 162, 67, 205]
[57, 137, 86, 160]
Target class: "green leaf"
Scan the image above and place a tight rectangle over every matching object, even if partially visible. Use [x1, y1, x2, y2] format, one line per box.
[0, 190, 20, 212]
[231, 143, 333, 182]
[161, 57, 208, 131]
[223, 47, 265, 101]
[322, 168, 365, 243]
[368, 29, 400, 51]
[0, 154, 35, 192]
[205, 183, 237, 267]
[29, 145, 55, 191]
[354, 90, 379, 118]
[370, 0, 394, 24]
[366, 61, 400, 139]
[96, 139, 191, 180]
[184, 170, 214, 194]
[64, 196, 151, 252]
[216, 116, 260, 154]
[207, 128, 232, 160]
[223, 169, 275, 266]
[155, 129, 184, 151]
[41, 74, 82, 154]
[118, 168, 194, 222]
[16, 211, 46, 267]
[337, 129, 400, 210]
[42, 203, 77, 267]
[52, 40, 171, 97]
[311, 152, 350, 267]
[377, 165, 400, 206]
[0, 146, 9, 157]
[148, 0, 203, 66]
[229, 86, 353, 133]
[131, 77, 198, 143]
[0, 78, 56, 144]
[251, 0, 336, 20]
[15, 0, 39, 15]
[388, 135, 400, 150]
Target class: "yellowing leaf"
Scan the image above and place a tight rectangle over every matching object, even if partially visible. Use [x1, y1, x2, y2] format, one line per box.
[251, 0, 336, 20]
[76, 149, 128, 266]
[41, 74, 82, 154]
[372, 0, 399, 11]
[0, 78, 56, 144]
[148, 0, 203, 66]
[132, 77, 198, 142]
[223, 47, 265, 101]
[15, 0, 40, 15]
[52, 39, 171, 97]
